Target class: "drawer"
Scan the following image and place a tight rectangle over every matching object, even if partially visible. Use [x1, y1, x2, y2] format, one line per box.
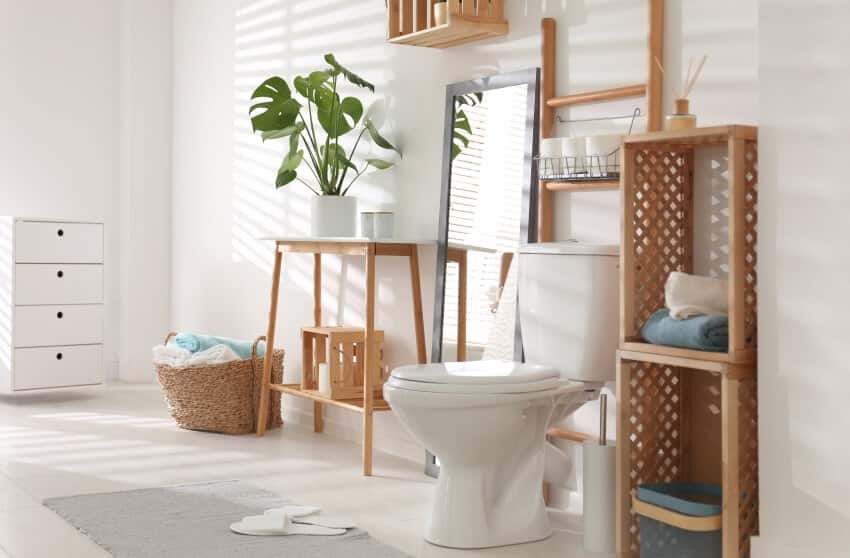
[13, 344, 103, 391]
[15, 221, 103, 264]
[15, 264, 103, 305]
[14, 305, 104, 347]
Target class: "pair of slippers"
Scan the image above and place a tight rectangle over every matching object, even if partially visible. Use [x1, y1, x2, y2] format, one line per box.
[230, 505, 355, 537]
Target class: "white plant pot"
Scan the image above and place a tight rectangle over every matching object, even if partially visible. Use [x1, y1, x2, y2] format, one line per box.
[434, 3, 448, 26]
[311, 195, 357, 237]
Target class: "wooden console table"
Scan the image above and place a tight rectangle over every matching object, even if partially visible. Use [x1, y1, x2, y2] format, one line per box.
[255, 238, 430, 476]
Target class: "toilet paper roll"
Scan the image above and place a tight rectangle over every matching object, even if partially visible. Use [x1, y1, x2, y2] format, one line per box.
[582, 441, 617, 554]
[540, 137, 563, 158]
[561, 136, 586, 173]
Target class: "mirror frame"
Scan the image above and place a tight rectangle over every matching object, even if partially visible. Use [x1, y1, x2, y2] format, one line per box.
[426, 68, 541, 477]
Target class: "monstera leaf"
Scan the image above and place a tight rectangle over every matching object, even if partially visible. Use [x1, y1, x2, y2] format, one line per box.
[250, 77, 301, 132]
[451, 91, 483, 160]
[293, 71, 335, 108]
[318, 96, 363, 138]
[364, 118, 401, 156]
[324, 54, 374, 92]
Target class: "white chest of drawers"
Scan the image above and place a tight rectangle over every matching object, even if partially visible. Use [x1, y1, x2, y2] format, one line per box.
[0, 217, 105, 392]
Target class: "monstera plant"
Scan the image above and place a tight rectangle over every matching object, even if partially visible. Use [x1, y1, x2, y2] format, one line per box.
[249, 54, 401, 196]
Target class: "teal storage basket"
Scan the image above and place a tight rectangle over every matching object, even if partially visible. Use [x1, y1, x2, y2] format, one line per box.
[635, 483, 722, 558]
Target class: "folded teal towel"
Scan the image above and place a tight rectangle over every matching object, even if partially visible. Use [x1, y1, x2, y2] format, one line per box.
[173, 333, 265, 360]
[641, 309, 728, 352]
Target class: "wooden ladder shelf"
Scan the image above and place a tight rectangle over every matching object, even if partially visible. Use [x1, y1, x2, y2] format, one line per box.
[538, 0, 665, 241]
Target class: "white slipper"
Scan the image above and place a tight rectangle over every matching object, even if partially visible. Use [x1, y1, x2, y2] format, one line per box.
[265, 508, 356, 529]
[230, 513, 345, 536]
[263, 505, 322, 518]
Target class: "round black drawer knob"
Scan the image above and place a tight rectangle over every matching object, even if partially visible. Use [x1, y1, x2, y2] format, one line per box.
[57, 312, 64, 319]
[56, 353, 63, 360]
[57, 229, 64, 237]
[57, 270, 64, 278]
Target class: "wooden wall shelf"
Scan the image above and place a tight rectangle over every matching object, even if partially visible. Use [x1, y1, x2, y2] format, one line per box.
[387, 0, 507, 49]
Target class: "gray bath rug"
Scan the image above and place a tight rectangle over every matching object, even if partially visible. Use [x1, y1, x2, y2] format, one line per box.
[43, 480, 410, 558]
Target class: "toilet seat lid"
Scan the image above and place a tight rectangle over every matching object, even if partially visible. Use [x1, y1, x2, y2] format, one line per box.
[388, 361, 561, 394]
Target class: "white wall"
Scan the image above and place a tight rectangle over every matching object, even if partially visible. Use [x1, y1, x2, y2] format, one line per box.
[0, 0, 172, 383]
[118, 0, 174, 382]
[171, 0, 758, 466]
[752, 1, 850, 556]
[0, 0, 121, 377]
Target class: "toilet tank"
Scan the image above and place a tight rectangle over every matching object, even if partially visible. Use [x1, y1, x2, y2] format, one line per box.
[518, 242, 619, 382]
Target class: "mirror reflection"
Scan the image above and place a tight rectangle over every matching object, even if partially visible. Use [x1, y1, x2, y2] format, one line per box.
[440, 79, 535, 362]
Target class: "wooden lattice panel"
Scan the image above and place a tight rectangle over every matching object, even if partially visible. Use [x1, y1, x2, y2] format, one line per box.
[628, 148, 693, 333]
[742, 141, 758, 348]
[738, 378, 759, 557]
[624, 361, 687, 553]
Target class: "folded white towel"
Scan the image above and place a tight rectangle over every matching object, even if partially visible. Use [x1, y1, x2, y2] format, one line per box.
[152, 344, 241, 367]
[665, 271, 728, 320]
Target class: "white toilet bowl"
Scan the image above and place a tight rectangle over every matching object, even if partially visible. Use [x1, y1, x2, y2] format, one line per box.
[384, 361, 600, 549]
[386, 241, 619, 550]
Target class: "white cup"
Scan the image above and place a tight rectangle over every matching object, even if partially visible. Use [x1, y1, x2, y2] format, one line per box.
[361, 211, 394, 239]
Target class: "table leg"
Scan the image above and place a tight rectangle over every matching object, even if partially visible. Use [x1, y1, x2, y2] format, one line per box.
[256, 245, 283, 436]
[408, 245, 427, 364]
[313, 253, 323, 433]
[457, 249, 468, 362]
[362, 243, 376, 476]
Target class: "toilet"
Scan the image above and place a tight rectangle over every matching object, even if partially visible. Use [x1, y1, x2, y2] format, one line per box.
[383, 241, 619, 549]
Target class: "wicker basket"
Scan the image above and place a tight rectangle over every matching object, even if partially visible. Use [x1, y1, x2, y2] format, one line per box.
[155, 332, 283, 434]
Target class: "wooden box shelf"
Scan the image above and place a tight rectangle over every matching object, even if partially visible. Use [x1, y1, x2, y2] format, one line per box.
[387, 0, 508, 49]
[617, 352, 758, 558]
[620, 125, 759, 362]
[302, 326, 385, 401]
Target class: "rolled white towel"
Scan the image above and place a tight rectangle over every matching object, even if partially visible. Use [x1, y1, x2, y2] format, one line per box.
[665, 271, 727, 320]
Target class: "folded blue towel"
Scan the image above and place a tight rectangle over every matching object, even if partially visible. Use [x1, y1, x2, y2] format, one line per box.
[640, 309, 728, 352]
[173, 333, 265, 360]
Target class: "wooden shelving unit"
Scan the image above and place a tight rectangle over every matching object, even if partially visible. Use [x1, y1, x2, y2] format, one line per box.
[615, 126, 759, 558]
[387, 0, 507, 49]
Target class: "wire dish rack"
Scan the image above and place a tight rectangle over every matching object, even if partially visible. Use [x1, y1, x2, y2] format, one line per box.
[536, 150, 620, 181]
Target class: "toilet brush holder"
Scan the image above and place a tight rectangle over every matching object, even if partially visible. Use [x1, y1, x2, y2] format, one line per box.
[582, 394, 617, 553]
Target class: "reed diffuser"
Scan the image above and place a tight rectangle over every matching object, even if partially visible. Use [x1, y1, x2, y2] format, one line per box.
[659, 55, 707, 131]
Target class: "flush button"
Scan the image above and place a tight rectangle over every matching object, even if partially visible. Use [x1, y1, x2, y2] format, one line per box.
[56, 353, 63, 360]
[57, 229, 64, 237]
[57, 270, 64, 278]
[57, 311, 63, 319]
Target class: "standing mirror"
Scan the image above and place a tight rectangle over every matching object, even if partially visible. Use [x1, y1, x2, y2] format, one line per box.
[427, 69, 541, 476]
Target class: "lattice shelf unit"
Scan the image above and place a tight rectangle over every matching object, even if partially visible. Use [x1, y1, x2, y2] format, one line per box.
[387, 0, 507, 49]
[616, 125, 759, 558]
